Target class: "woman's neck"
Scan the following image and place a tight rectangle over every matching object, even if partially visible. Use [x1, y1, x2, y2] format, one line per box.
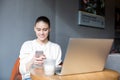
[36, 39, 49, 45]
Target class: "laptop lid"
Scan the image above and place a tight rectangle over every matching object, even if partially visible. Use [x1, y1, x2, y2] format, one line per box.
[60, 38, 113, 75]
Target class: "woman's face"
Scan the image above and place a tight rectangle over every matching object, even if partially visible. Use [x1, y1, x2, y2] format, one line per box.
[34, 21, 50, 42]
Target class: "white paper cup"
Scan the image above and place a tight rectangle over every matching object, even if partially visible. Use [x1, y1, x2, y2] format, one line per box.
[43, 59, 55, 76]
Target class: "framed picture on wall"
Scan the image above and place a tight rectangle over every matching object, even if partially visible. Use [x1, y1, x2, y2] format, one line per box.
[78, 0, 105, 28]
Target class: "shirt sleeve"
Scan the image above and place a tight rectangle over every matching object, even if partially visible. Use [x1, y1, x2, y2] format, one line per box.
[55, 44, 62, 66]
[19, 41, 33, 79]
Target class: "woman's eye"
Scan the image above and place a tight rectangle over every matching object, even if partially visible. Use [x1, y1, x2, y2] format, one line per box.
[36, 28, 48, 31]
[37, 29, 41, 31]
[43, 28, 48, 31]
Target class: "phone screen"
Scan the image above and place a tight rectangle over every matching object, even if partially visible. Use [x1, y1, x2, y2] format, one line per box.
[35, 51, 43, 58]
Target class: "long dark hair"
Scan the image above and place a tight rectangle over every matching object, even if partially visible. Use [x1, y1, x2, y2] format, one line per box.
[35, 16, 50, 27]
[34, 16, 50, 40]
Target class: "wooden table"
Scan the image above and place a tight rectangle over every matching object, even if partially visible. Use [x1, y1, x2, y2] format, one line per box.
[30, 68, 120, 80]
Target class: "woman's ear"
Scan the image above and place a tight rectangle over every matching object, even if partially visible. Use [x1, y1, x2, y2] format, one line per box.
[49, 28, 51, 32]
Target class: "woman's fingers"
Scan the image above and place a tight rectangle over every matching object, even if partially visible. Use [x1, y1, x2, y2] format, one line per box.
[34, 55, 46, 64]
[34, 60, 43, 64]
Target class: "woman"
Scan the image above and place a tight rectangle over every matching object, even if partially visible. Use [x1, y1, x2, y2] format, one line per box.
[19, 16, 62, 80]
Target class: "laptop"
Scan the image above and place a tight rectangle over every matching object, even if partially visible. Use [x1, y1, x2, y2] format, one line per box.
[56, 38, 113, 75]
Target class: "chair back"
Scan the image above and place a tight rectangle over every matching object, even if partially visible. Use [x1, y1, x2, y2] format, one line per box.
[10, 58, 22, 80]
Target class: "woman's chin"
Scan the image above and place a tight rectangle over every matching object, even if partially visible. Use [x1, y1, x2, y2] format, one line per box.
[38, 38, 47, 41]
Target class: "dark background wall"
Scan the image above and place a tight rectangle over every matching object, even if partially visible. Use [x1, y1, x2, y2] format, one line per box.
[55, 0, 115, 59]
[0, 0, 117, 79]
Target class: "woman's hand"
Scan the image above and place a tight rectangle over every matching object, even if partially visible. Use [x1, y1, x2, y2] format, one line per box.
[34, 54, 46, 65]
[26, 54, 46, 71]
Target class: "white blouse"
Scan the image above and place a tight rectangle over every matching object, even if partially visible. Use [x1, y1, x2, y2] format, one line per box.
[19, 39, 62, 79]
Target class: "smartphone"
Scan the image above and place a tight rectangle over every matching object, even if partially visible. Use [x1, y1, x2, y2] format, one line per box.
[35, 51, 44, 58]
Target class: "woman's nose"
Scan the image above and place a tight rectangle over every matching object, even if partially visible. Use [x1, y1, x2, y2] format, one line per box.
[40, 30, 44, 34]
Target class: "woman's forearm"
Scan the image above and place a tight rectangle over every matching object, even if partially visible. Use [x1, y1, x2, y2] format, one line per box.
[25, 61, 33, 72]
